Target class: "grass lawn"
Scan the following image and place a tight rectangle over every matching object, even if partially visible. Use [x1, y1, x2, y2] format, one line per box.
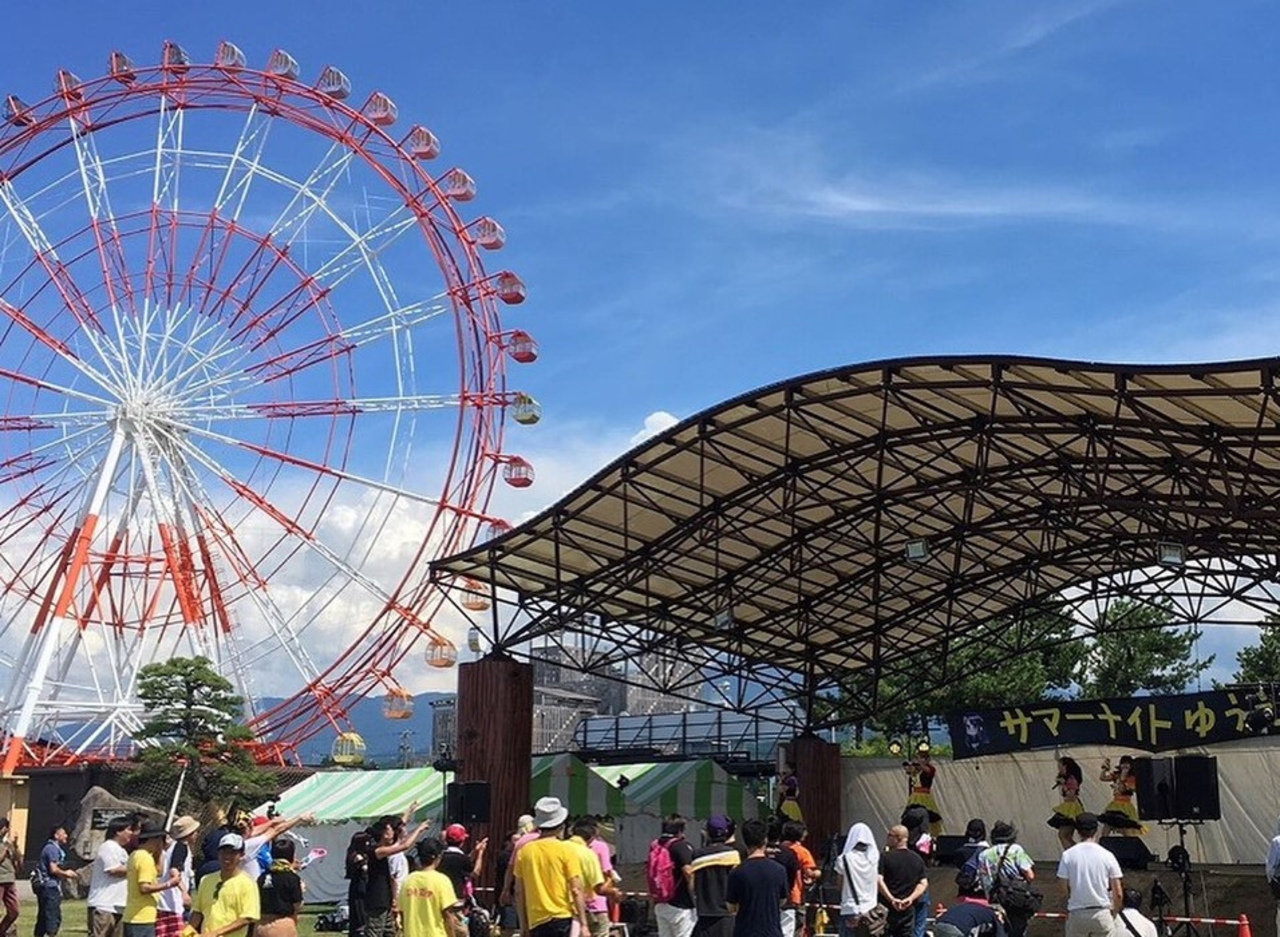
[19, 899, 336, 937]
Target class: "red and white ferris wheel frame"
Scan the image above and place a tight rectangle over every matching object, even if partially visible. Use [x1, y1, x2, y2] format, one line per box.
[0, 41, 533, 769]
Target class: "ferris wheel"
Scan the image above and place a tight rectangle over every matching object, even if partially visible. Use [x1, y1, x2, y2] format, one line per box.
[0, 41, 539, 770]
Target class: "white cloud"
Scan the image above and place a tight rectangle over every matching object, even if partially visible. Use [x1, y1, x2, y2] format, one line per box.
[629, 410, 680, 446]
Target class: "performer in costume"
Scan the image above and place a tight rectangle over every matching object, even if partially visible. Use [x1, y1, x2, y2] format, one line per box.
[1099, 755, 1145, 836]
[1047, 755, 1085, 850]
[777, 762, 804, 822]
[904, 742, 943, 836]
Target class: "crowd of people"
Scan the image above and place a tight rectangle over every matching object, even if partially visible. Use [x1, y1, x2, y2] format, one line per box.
[26, 809, 315, 937]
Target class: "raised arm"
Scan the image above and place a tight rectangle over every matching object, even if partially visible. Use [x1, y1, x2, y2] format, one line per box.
[374, 819, 432, 858]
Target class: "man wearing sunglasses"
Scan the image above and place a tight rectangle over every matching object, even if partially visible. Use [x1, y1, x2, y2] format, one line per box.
[190, 834, 260, 937]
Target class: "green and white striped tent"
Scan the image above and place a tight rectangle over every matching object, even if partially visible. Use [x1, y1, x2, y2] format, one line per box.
[529, 753, 628, 817]
[591, 760, 766, 863]
[593, 760, 765, 822]
[258, 768, 447, 904]
[267, 767, 447, 822]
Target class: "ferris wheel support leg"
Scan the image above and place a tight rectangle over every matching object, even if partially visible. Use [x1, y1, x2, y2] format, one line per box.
[2, 425, 126, 776]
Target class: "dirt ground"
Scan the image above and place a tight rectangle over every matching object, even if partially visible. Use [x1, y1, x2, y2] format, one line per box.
[616, 862, 1274, 937]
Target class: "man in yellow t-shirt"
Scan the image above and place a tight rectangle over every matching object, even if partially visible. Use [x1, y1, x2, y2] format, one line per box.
[399, 839, 464, 937]
[514, 797, 588, 937]
[190, 834, 260, 937]
[124, 822, 180, 937]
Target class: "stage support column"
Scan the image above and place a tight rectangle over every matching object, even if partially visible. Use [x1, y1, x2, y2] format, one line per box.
[456, 654, 533, 887]
[791, 734, 842, 852]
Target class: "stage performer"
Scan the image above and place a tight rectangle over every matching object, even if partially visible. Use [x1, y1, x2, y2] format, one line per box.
[1048, 756, 1085, 851]
[777, 762, 804, 823]
[1098, 756, 1144, 836]
[904, 743, 942, 837]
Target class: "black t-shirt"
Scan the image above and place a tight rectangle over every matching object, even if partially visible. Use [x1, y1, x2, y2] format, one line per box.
[691, 843, 739, 920]
[259, 868, 304, 917]
[937, 899, 1000, 937]
[365, 854, 393, 912]
[726, 857, 788, 937]
[439, 850, 474, 899]
[669, 838, 696, 910]
[768, 845, 800, 909]
[879, 849, 927, 901]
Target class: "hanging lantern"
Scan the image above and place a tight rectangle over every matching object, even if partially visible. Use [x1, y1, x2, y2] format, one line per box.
[502, 456, 535, 489]
[506, 330, 538, 364]
[426, 640, 458, 669]
[511, 393, 541, 426]
[383, 688, 414, 721]
[461, 578, 490, 612]
[330, 731, 366, 766]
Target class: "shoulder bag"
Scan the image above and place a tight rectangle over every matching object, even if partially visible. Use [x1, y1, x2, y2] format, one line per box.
[841, 854, 888, 937]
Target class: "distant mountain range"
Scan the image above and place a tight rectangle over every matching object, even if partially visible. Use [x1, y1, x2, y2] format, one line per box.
[258, 692, 454, 767]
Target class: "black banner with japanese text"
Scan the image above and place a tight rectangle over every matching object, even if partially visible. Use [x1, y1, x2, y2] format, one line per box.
[947, 690, 1265, 759]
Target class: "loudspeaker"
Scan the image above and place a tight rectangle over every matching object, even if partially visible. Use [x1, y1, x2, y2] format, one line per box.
[932, 835, 967, 867]
[1100, 836, 1156, 871]
[1132, 756, 1175, 821]
[1172, 755, 1220, 821]
[446, 781, 491, 824]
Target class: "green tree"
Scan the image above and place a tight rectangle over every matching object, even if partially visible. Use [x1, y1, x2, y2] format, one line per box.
[124, 657, 275, 811]
[1232, 616, 1280, 684]
[863, 603, 1084, 737]
[1075, 599, 1214, 697]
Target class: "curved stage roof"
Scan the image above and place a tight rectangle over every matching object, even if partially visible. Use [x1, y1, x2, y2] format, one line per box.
[435, 355, 1280, 724]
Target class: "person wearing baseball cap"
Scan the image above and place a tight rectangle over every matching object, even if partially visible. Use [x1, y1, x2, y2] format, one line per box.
[513, 797, 589, 936]
[189, 834, 260, 937]
[686, 816, 740, 937]
[123, 822, 180, 937]
[440, 824, 488, 910]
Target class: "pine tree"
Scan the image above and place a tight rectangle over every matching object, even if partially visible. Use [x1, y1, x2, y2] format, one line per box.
[124, 657, 276, 811]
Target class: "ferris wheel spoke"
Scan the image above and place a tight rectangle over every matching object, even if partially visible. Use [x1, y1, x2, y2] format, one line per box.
[0, 298, 122, 395]
[0, 180, 103, 334]
[309, 206, 418, 294]
[179, 393, 460, 419]
[173, 420, 445, 507]
[268, 142, 356, 247]
[214, 104, 273, 223]
[170, 437, 422, 620]
[241, 299, 449, 385]
[68, 119, 139, 324]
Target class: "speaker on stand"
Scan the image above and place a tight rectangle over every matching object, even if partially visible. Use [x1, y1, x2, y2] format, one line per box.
[446, 781, 491, 824]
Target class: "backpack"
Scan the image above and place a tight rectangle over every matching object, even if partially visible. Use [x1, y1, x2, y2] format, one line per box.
[647, 836, 681, 903]
[989, 845, 1043, 914]
[954, 851, 982, 894]
[466, 906, 491, 937]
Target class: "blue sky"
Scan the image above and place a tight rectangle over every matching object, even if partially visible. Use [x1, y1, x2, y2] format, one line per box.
[4, 1, 1277, 687]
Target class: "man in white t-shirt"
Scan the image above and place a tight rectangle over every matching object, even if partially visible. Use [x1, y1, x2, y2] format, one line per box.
[1116, 888, 1158, 937]
[88, 819, 133, 937]
[1056, 813, 1122, 937]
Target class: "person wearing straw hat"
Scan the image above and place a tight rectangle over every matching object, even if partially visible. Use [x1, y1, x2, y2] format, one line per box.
[123, 821, 181, 937]
[513, 797, 588, 937]
[158, 817, 200, 937]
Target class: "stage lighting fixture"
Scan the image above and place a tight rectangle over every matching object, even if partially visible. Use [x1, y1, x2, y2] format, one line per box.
[905, 539, 929, 562]
[1157, 542, 1186, 566]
